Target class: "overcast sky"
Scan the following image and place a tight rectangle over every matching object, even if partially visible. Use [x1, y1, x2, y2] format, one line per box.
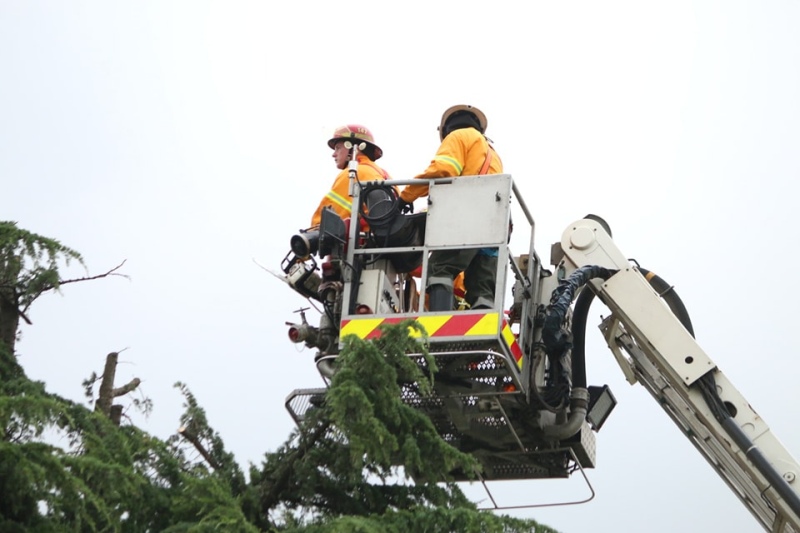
[3, 2, 800, 532]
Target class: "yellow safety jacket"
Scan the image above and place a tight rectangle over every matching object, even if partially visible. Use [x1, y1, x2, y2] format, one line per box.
[310, 153, 391, 228]
[399, 127, 503, 203]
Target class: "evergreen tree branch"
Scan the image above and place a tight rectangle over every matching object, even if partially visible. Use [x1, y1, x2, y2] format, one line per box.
[260, 415, 331, 516]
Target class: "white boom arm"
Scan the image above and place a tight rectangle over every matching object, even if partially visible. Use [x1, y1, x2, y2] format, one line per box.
[560, 217, 800, 533]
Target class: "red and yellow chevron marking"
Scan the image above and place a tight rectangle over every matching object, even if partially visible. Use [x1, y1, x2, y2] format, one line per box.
[501, 321, 524, 369]
[339, 312, 524, 369]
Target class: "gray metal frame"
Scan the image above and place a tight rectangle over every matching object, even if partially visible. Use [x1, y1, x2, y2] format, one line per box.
[338, 174, 538, 384]
[341, 174, 528, 315]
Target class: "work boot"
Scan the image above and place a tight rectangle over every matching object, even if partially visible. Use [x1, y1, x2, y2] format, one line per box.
[428, 284, 454, 312]
[469, 296, 494, 310]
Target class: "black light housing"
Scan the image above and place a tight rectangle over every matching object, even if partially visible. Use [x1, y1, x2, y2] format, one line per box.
[360, 183, 425, 272]
[290, 231, 319, 260]
[318, 208, 347, 258]
[587, 384, 617, 431]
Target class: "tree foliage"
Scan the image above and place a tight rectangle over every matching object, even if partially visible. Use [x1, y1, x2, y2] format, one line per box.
[0, 222, 559, 532]
[253, 320, 557, 532]
[0, 221, 83, 379]
[0, 340, 259, 532]
[0, 221, 83, 313]
[0, 222, 257, 532]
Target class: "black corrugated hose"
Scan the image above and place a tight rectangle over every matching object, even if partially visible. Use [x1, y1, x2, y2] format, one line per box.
[593, 267, 800, 520]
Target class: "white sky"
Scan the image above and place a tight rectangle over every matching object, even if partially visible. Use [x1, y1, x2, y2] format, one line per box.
[2, 2, 800, 532]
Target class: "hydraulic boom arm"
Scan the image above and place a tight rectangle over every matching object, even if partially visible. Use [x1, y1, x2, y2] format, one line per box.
[558, 217, 800, 533]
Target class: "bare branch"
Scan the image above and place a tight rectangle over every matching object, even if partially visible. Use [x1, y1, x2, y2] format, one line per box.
[15, 304, 32, 325]
[57, 259, 130, 287]
[20, 260, 130, 314]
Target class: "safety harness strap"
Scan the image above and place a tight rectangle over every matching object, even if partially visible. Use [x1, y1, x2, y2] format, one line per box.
[479, 142, 494, 175]
[361, 160, 389, 179]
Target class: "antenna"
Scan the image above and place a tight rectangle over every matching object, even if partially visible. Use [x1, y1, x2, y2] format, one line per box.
[346, 140, 367, 196]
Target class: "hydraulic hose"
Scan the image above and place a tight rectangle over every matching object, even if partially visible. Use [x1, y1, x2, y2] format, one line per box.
[543, 388, 590, 440]
[721, 415, 800, 517]
[570, 287, 595, 390]
[571, 268, 692, 392]
[640, 268, 800, 520]
[637, 268, 694, 336]
[542, 265, 613, 356]
[698, 370, 800, 519]
[538, 265, 612, 431]
[547, 262, 800, 517]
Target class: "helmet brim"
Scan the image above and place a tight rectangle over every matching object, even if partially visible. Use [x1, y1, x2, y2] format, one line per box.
[327, 137, 382, 160]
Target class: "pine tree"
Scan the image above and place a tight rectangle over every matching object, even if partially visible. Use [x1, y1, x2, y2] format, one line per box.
[0, 221, 559, 532]
[0, 221, 83, 378]
[0, 221, 255, 532]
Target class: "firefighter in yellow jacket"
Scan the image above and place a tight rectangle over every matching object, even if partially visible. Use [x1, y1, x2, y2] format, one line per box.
[310, 124, 391, 228]
[399, 105, 503, 312]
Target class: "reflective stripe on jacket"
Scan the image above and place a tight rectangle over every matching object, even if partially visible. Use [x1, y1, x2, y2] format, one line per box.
[399, 127, 503, 203]
[310, 153, 390, 227]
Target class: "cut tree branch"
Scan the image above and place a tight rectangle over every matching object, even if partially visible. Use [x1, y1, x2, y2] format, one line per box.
[178, 425, 221, 470]
[112, 377, 141, 398]
[261, 419, 330, 514]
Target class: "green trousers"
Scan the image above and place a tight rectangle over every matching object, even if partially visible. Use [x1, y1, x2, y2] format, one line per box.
[428, 248, 498, 309]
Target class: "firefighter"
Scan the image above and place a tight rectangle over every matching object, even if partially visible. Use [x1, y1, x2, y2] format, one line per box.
[310, 124, 391, 228]
[398, 105, 504, 311]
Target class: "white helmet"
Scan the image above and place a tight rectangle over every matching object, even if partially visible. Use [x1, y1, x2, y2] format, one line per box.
[438, 104, 488, 141]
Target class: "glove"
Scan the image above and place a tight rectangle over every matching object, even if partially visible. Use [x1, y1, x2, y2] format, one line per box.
[398, 199, 414, 214]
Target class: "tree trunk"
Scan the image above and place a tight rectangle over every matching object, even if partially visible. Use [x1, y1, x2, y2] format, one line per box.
[110, 404, 123, 426]
[95, 352, 119, 417]
[0, 255, 22, 380]
[260, 420, 329, 514]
